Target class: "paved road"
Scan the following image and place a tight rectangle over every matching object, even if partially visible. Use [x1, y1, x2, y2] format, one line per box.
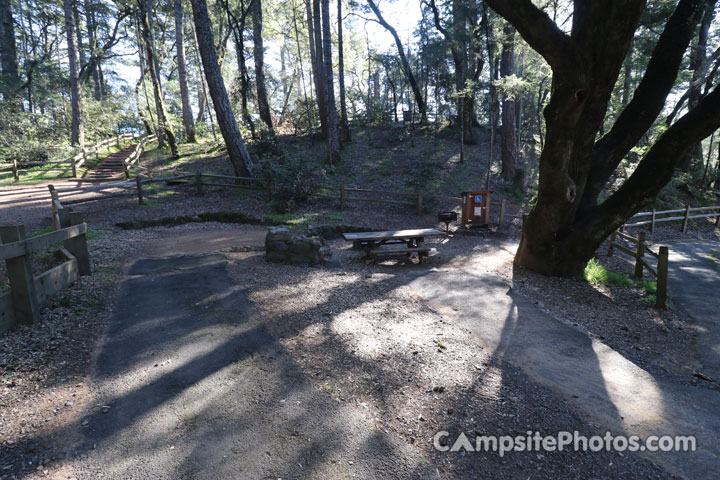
[409, 268, 720, 480]
[665, 240, 720, 382]
[65, 248, 433, 479]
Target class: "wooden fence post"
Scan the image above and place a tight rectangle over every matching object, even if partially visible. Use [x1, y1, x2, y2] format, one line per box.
[416, 190, 423, 216]
[71, 156, 77, 178]
[136, 175, 144, 205]
[607, 230, 617, 257]
[656, 246, 669, 308]
[650, 208, 656, 232]
[715, 210, 720, 227]
[498, 199, 507, 229]
[196, 170, 204, 196]
[634, 232, 646, 278]
[340, 184, 345, 211]
[12, 159, 18, 181]
[681, 204, 690, 233]
[69, 212, 91, 275]
[0, 226, 40, 326]
[48, 185, 60, 231]
[265, 176, 272, 201]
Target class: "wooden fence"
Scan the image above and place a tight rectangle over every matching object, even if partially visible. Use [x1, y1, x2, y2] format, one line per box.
[625, 204, 720, 232]
[0, 206, 90, 332]
[607, 228, 668, 308]
[123, 134, 157, 179]
[0, 133, 136, 181]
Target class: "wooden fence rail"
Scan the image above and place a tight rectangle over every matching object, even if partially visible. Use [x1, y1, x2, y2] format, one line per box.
[0, 207, 90, 332]
[625, 204, 720, 232]
[0, 133, 135, 181]
[607, 227, 669, 308]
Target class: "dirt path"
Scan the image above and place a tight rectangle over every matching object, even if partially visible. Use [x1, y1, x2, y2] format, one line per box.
[61, 235, 433, 479]
[409, 268, 720, 479]
[665, 240, 720, 381]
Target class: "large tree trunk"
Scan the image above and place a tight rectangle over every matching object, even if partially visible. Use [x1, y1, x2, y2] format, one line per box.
[84, 0, 101, 100]
[321, 0, 340, 164]
[138, 1, 179, 159]
[0, 0, 21, 106]
[337, 0, 350, 142]
[486, 0, 720, 276]
[309, 0, 328, 137]
[500, 24, 517, 182]
[252, 0, 274, 132]
[679, 0, 714, 172]
[63, 0, 84, 148]
[175, 0, 197, 142]
[190, 0, 254, 177]
[366, 0, 427, 121]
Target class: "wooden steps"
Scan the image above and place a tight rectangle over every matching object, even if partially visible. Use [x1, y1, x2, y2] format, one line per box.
[81, 144, 138, 182]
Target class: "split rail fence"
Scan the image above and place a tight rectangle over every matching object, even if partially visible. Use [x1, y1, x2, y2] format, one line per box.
[625, 204, 720, 232]
[607, 228, 669, 308]
[1, 194, 90, 333]
[0, 133, 136, 181]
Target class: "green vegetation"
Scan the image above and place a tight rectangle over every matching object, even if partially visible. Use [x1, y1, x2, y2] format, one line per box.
[583, 259, 635, 288]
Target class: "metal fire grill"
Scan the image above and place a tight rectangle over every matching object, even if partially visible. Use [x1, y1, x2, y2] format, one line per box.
[438, 211, 458, 234]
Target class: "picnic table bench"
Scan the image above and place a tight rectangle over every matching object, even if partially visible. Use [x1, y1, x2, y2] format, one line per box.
[342, 228, 445, 262]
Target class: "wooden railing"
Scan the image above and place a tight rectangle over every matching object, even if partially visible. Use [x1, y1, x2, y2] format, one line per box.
[607, 228, 669, 308]
[123, 134, 157, 179]
[0, 133, 136, 180]
[0, 208, 90, 332]
[625, 204, 720, 232]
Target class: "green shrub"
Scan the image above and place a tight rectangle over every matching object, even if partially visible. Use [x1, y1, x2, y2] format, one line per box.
[257, 152, 327, 213]
[583, 258, 634, 287]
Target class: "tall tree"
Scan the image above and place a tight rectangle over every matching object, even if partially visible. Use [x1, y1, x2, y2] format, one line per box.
[63, 0, 84, 148]
[309, 0, 328, 136]
[366, 0, 427, 120]
[174, 0, 197, 142]
[500, 24, 517, 182]
[190, 0, 254, 176]
[321, 0, 340, 164]
[485, 0, 720, 275]
[252, 0, 274, 132]
[0, 0, 21, 104]
[427, 0, 484, 144]
[337, 0, 350, 141]
[138, 0, 179, 159]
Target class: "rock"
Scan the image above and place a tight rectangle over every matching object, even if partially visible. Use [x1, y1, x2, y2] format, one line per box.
[266, 251, 286, 263]
[266, 241, 289, 252]
[266, 226, 292, 243]
[289, 240, 312, 254]
[289, 254, 309, 267]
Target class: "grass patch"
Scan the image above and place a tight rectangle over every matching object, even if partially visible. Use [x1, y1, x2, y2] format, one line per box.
[263, 211, 343, 228]
[583, 258, 634, 287]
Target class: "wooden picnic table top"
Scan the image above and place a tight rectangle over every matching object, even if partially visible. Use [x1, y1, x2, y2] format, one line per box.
[342, 228, 445, 242]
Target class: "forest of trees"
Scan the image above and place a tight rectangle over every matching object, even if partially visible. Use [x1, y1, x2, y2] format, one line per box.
[0, 0, 719, 275]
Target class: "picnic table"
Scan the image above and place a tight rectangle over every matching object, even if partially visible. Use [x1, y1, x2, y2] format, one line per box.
[342, 228, 445, 262]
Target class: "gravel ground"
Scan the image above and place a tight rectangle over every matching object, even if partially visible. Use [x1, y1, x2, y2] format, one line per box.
[2, 138, 718, 478]
[225, 236, 670, 478]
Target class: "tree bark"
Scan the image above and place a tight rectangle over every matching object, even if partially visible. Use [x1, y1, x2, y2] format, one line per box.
[500, 24, 517, 182]
[309, 0, 328, 137]
[337, 0, 350, 141]
[138, 1, 179, 159]
[84, 0, 101, 100]
[321, 0, 340, 164]
[366, 0, 427, 121]
[0, 0, 21, 105]
[63, 0, 84, 148]
[190, 0, 254, 177]
[175, 0, 197, 142]
[485, 0, 717, 276]
[252, 0, 274, 132]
